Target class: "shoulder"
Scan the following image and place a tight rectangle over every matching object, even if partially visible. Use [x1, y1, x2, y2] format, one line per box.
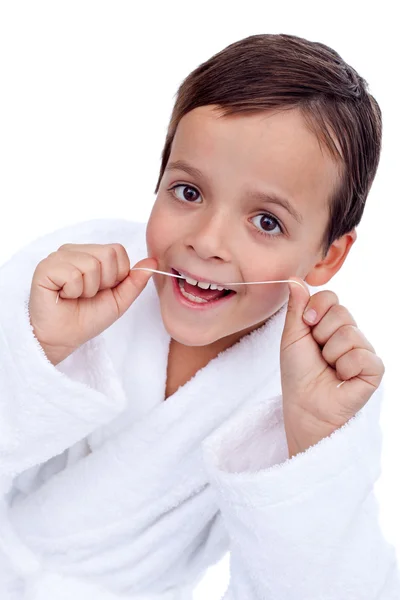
[50, 217, 149, 270]
[38, 217, 146, 247]
[0, 218, 149, 294]
[1, 218, 148, 275]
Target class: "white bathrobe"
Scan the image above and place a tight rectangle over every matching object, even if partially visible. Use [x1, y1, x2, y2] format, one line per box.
[0, 217, 399, 600]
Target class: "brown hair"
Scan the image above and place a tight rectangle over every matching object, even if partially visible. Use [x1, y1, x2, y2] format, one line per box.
[153, 33, 382, 258]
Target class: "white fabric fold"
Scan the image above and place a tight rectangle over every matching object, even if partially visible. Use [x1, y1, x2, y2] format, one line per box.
[0, 217, 398, 599]
[201, 383, 400, 598]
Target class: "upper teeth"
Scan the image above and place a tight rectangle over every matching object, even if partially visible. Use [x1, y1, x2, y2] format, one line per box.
[178, 272, 229, 291]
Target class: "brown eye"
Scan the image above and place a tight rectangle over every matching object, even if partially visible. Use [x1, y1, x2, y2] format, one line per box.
[251, 213, 283, 237]
[260, 215, 278, 231]
[170, 184, 201, 203]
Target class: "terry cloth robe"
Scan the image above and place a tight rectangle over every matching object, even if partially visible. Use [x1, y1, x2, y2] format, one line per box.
[0, 218, 399, 600]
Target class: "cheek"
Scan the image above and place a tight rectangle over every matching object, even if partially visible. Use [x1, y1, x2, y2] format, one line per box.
[145, 221, 157, 257]
[244, 259, 293, 288]
[145, 217, 163, 295]
[247, 282, 288, 314]
[241, 258, 298, 309]
[146, 207, 166, 258]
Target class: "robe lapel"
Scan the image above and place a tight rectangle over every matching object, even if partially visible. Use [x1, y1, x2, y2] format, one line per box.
[9, 222, 290, 591]
[87, 223, 288, 452]
[10, 276, 288, 555]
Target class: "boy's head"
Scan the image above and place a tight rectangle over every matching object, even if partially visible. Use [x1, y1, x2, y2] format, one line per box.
[146, 33, 382, 349]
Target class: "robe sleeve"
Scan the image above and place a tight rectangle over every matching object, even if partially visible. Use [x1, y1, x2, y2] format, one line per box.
[201, 383, 400, 599]
[0, 220, 128, 584]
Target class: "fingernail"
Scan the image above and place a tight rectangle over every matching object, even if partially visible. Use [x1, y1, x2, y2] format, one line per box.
[303, 308, 317, 324]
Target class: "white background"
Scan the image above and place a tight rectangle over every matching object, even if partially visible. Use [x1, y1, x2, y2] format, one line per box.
[0, 1, 399, 597]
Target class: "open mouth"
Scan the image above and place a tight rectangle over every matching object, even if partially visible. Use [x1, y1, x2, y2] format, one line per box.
[171, 268, 236, 308]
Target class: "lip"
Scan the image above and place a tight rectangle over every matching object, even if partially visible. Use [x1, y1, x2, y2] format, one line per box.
[172, 267, 236, 290]
[170, 269, 237, 311]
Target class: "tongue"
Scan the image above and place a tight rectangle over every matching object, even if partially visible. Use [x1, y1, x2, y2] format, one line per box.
[183, 279, 227, 301]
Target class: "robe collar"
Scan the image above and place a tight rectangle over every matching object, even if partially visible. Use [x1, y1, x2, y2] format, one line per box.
[89, 224, 288, 450]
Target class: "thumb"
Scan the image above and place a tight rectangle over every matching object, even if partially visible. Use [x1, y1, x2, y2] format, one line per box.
[113, 257, 158, 316]
[281, 276, 311, 345]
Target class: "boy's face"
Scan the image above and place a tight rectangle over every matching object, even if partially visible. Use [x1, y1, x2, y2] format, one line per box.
[146, 105, 343, 350]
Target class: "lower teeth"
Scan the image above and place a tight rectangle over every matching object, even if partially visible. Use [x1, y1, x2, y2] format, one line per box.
[178, 279, 208, 303]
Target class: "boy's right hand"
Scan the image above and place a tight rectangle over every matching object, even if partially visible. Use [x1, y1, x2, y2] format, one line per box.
[29, 243, 157, 366]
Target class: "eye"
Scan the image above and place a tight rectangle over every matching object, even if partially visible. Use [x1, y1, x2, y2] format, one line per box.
[168, 184, 201, 203]
[251, 214, 283, 238]
[168, 184, 284, 238]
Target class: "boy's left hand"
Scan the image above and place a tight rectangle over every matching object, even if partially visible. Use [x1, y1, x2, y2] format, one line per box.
[280, 277, 385, 458]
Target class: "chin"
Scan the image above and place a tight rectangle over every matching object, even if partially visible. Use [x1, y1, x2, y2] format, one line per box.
[166, 326, 215, 347]
[160, 314, 219, 347]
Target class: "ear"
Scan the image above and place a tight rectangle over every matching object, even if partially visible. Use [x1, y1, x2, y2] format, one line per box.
[305, 229, 357, 287]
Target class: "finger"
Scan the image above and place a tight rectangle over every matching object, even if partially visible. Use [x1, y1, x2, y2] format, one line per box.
[311, 304, 357, 346]
[129, 257, 158, 284]
[281, 276, 310, 349]
[336, 348, 385, 385]
[322, 325, 376, 368]
[287, 276, 311, 312]
[48, 251, 101, 299]
[107, 243, 132, 285]
[58, 243, 131, 290]
[302, 289, 340, 326]
[112, 257, 158, 317]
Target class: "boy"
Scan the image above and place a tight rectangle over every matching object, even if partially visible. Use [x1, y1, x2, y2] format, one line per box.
[0, 33, 398, 599]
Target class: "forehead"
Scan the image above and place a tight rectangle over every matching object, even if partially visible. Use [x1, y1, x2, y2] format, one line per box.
[170, 105, 341, 212]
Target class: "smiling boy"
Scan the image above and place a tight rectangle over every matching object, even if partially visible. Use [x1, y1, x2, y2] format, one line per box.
[0, 32, 396, 600]
[144, 34, 385, 460]
[147, 105, 351, 353]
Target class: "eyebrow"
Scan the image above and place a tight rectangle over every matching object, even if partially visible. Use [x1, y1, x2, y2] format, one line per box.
[165, 160, 303, 225]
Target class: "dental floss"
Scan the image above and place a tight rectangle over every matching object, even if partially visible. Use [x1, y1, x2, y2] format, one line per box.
[130, 268, 309, 291]
[55, 267, 345, 388]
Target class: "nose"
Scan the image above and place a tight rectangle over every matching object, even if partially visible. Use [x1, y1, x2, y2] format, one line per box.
[183, 209, 233, 262]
